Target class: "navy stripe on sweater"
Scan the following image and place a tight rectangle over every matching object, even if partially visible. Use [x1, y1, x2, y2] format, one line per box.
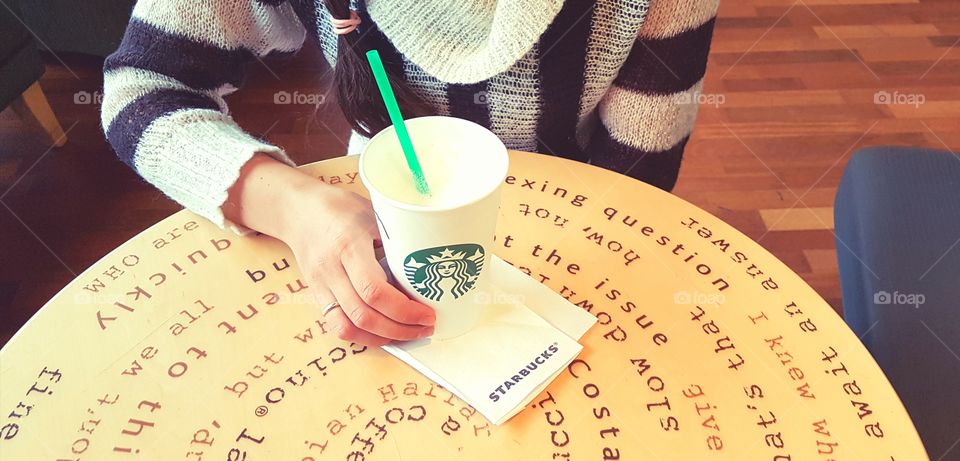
[588, 125, 688, 192]
[535, 0, 594, 162]
[615, 17, 717, 95]
[105, 19, 254, 91]
[288, 0, 321, 43]
[356, 0, 406, 78]
[447, 82, 491, 129]
[354, 0, 441, 123]
[106, 89, 222, 167]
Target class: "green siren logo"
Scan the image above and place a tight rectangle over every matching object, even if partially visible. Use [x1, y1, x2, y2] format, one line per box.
[403, 244, 485, 301]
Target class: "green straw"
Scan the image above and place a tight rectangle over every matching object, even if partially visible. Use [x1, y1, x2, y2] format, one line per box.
[365, 49, 430, 196]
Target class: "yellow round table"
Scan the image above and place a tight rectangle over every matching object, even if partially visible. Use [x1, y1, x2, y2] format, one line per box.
[0, 152, 927, 460]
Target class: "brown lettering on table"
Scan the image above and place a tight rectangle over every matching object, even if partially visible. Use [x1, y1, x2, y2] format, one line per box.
[566, 359, 622, 459]
[167, 346, 209, 378]
[293, 319, 331, 343]
[690, 305, 747, 371]
[500, 171, 842, 445]
[79, 254, 140, 295]
[498, 237, 553, 284]
[260, 344, 368, 410]
[95, 286, 151, 331]
[581, 224, 731, 291]
[750, 311, 817, 400]
[338, 404, 427, 459]
[95, 237, 233, 332]
[324, 403, 367, 436]
[0, 366, 63, 441]
[530, 390, 579, 458]
[244, 258, 293, 284]
[579, 226, 643, 268]
[742, 384, 793, 459]
[316, 171, 360, 185]
[226, 427, 265, 461]
[518, 204, 570, 228]
[629, 358, 679, 432]
[299, 438, 330, 460]
[783, 301, 819, 334]
[121, 346, 159, 377]
[168, 299, 215, 336]
[151, 220, 201, 250]
[529, 245, 581, 275]
[763, 334, 817, 399]
[374, 380, 487, 441]
[51, 392, 119, 460]
[503, 175, 587, 208]
[216, 277, 308, 335]
[112, 399, 162, 455]
[820, 346, 887, 439]
[811, 418, 840, 457]
[503, 235, 673, 348]
[682, 384, 724, 451]
[679, 216, 779, 291]
[184, 420, 220, 461]
[592, 277, 669, 347]
[224, 352, 285, 399]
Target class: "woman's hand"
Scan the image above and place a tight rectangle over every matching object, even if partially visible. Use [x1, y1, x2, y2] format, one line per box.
[282, 183, 436, 345]
[224, 154, 435, 346]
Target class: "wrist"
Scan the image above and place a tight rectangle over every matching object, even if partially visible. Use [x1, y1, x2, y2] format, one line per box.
[273, 169, 322, 244]
[224, 153, 313, 239]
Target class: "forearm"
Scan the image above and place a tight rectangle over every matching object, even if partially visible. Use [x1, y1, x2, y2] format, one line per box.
[223, 153, 314, 239]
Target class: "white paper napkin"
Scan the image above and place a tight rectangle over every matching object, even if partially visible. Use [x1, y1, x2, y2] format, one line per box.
[487, 257, 597, 340]
[383, 256, 597, 425]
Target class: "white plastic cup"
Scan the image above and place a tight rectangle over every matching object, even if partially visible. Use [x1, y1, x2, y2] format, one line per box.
[360, 116, 508, 339]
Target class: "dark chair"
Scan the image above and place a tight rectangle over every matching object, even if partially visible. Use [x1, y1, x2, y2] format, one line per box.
[2, 0, 135, 145]
[0, 0, 66, 146]
[835, 146, 960, 460]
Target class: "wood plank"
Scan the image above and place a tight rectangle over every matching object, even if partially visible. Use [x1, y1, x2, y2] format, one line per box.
[760, 207, 836, 231]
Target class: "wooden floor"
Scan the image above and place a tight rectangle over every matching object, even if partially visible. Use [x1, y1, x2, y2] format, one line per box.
[1, 0, 958, 346]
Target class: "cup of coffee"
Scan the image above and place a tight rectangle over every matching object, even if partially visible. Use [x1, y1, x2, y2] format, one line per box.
[360, 116, 509, 340]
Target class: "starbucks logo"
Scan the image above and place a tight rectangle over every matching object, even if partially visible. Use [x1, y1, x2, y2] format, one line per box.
[403, 244, 485, 301]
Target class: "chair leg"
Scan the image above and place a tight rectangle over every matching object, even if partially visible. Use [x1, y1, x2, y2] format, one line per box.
[10, 81, 67, 147]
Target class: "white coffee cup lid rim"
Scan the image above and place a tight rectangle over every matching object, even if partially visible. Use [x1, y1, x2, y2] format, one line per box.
[359, 116, 509, 213]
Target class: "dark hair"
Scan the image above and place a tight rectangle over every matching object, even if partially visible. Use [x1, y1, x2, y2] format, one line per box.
[323, 0, 431, 138]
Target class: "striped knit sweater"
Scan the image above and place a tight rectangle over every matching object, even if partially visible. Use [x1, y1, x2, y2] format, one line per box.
[102, 0, 719, 228]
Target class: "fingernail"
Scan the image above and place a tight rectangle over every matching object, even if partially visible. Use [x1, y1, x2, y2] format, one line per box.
[419, 327, 434, 338]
